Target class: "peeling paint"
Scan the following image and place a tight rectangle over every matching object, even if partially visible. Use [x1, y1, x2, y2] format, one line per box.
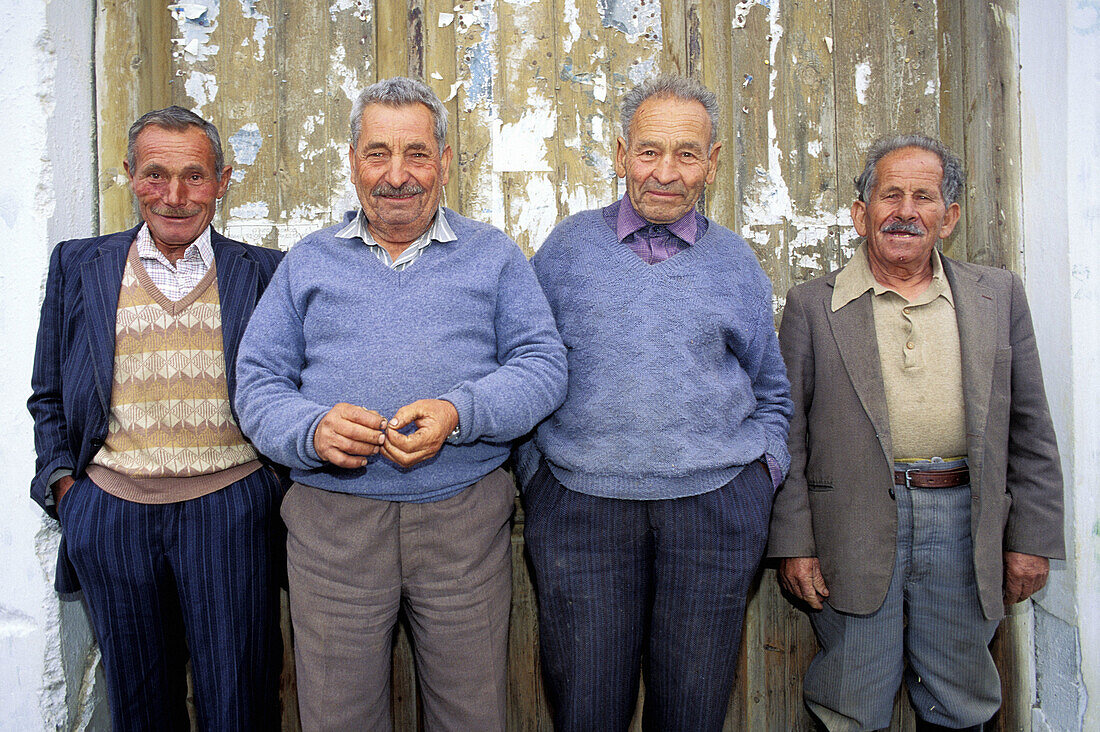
[493, 95, 556, 173]
[230, 201, 269, 219]
[168, 1, 220, 62]
[228, 123, 262, 181]
[237, 0, 271, 60]
[733, 0, 759, 29]
[855, 61, 871, 105]
[598, 0, 661, 43]
[560, 60, 609, 103]
[184, 72, 219, 117]
[438, 12, 454, 27]
[562, 0, 582, 53]
[510, 174, 557, 251]
[329, 0, 370, 23]
[329, 44, 365, 106]
[462, 0, 498, 107]
[924, 78, 936, 95]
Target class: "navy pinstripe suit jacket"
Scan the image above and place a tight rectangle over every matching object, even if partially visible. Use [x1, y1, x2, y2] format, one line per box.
[28, 225, 284, 593]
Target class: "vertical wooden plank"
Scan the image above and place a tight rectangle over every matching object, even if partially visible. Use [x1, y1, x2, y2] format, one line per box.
[452, 0, 498, 228]
[509, 495, 553, 730]
[96, 0, 173, 233]
[421, 0, 461, 213]
[552, 0, 618, 223]
[699, 0, 735, 229]
[376, 0, 408, 80]
[661, 0, 688, 77]
[936, 0, 969, 262]
[956, 0, 1022, 270]
[496, 0, 561, 255]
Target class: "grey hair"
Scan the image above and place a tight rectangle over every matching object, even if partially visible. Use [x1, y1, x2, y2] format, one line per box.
[127, 106, 225, 181]
[854, 134, 965, 204]
[350, 77, 448, 150]
[620, 74, 720, 149]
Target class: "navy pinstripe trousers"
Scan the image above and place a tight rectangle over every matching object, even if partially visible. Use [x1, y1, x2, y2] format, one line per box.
[524, 459, 773, 732]
[58, 467, 284, 731]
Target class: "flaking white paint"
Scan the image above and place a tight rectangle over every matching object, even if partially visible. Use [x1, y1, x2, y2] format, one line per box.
[855, 61, 871, 105]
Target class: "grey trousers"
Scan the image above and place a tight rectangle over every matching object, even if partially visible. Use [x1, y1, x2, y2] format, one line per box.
[804, 461, 1000, 731]
[281, 469, 515, 732]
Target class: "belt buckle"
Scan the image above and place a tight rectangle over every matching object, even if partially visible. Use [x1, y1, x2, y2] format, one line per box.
[904, 468, 917, 488]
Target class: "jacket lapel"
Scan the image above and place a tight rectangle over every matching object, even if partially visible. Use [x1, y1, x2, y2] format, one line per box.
[824, 279, 895, 465]
[80, 228, 136, 410]
[213, 232, 258, 401]
[943, 257, 995, 471]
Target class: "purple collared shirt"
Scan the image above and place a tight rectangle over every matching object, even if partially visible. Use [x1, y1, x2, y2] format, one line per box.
[602, 197, 705, 263]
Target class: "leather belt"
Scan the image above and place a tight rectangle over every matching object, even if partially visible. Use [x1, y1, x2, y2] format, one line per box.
[893, 466, 970, 488]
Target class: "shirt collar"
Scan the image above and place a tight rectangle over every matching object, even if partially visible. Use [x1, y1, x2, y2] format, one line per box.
[335, 206, 457, 248]
[615, 195, 698, 245]
[831, 241, 954, 311]
[135, 223, 214, 269]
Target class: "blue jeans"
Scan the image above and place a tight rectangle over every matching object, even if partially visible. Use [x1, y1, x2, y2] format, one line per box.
[804, 459, 1000, 731]
[523, 459, 773, 732]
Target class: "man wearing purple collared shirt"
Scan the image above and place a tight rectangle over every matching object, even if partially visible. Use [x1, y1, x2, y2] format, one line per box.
[518, 75, 792, 731]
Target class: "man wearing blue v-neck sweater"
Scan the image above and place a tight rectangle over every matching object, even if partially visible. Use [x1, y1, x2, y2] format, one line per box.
[235, 77, 567, 731]
[517, 75, 793, 732]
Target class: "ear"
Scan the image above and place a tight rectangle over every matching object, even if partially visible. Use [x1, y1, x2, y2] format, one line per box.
[939, 201, 961, 239]
[614, 136, 628, 179]
[705, 142, 721, 185]
[123, 159, 133, 184]
[348, 145, 358, 185]
[851, 199, 868, 237]
[440, 144, 454, 185]
[216, 167, 232, 198]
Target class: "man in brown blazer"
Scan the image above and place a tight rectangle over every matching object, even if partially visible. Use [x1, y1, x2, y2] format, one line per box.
[769, 134, 1064, 732]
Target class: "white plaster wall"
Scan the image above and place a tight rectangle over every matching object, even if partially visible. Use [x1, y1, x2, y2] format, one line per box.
[0, 0, 100, 728]
[1020, 0, 1098, 729]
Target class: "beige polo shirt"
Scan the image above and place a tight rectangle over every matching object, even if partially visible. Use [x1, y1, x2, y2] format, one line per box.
[831, 242, 967, 461]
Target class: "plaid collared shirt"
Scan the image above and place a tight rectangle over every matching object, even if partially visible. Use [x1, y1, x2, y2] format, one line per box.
[335, 207, 457, 271]
[134, 224, 215, 301]
[603, 196, 706, 264]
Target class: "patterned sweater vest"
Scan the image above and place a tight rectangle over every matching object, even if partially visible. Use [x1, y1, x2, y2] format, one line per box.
[87, 245, 260, 503]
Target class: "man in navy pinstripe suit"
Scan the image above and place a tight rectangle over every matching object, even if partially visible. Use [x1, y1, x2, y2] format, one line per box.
[28, 107, 285, 730]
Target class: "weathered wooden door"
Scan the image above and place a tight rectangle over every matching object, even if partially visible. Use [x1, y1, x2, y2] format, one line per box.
[95, 1, 1027, 729]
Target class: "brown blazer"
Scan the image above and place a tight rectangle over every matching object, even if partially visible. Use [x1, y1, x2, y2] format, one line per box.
[767, 254, 1064, 620]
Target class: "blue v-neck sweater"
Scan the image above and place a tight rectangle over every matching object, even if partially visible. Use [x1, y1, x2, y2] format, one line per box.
[235, 209, 567, 502]
[522, 206, 792, 500]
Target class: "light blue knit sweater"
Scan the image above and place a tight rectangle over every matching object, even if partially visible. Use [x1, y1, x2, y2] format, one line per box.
[519, 205, 792, 500]
[236, 209, 567, 502]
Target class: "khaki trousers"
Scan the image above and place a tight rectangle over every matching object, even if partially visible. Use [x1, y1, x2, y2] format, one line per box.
[282, 469, 514, 731]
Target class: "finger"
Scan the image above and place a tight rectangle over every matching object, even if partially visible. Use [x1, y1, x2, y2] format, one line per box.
[811, 569, 830, 597]
[796, 577, 823, 609]
[335, 404, 388, 430]
[380, 441, 430, 468]
[324, 432, 382, 457]
[388, 401, 429, 431]
[322, 448, 370, 469]
[332, 420, 386, 446]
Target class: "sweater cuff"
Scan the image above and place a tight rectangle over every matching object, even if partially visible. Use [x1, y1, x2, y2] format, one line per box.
[764, 453, 783, 491]
[301, 412, 326, 467]
[438, 388, 474, 443]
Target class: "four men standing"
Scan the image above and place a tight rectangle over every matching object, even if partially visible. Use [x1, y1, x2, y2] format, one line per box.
[29, 80, 1063, 730]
